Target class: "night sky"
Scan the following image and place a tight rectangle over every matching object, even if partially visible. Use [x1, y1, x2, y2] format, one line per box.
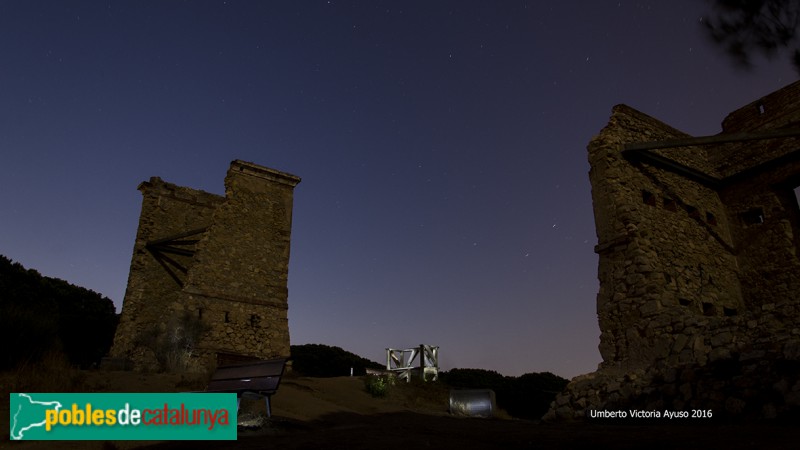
[1, 1, 796, 378]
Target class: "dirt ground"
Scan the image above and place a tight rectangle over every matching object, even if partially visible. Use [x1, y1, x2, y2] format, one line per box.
[2, 370, 798, 449]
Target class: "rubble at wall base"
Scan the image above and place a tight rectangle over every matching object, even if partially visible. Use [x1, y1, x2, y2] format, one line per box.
[546, 341, 800, 421]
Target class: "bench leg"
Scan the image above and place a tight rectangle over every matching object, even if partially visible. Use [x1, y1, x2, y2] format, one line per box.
[234, 395, 271, 417]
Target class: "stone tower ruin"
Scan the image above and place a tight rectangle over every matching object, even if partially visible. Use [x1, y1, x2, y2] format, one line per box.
[107, 160, 301, 372]
[547, 81, 800, 419]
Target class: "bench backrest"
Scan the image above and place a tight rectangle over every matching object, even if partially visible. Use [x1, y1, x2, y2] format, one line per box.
[207, 357, 287, 394]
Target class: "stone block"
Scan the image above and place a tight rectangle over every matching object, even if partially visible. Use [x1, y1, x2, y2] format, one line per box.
[710, 331, 733, 347]
[639, 300, 660, 316]
[709, 347, 731, 362]
[672, 334, 689, 353]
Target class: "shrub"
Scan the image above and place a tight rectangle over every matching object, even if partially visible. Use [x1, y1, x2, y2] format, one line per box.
[10, 350, 86, 392]
[503, 372, 569, 419]
[134, 311, 210, 372]
[364, 375, 392, 397]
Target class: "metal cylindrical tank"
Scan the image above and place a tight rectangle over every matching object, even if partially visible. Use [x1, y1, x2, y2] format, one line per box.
[449, 389, 496, 418]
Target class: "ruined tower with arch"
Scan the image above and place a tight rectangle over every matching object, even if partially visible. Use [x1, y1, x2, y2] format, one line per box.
[107, 160, 301, 372]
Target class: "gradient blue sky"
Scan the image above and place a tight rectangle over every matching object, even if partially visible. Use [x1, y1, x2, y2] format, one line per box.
[1, 1, 796, 378]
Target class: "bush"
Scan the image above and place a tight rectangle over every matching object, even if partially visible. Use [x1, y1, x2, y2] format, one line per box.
[133, 311, 209, 372]
[10, 350, 86, 392]
[364, 375, 392, 397]
[503, 372, 569, 419]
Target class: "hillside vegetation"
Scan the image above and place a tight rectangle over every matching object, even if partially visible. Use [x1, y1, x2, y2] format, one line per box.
[0, 255, 118, 369]
[290, 343, 385, 376]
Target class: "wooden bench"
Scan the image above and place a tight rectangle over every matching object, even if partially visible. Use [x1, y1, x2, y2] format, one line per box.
[205, 357, 288, 417]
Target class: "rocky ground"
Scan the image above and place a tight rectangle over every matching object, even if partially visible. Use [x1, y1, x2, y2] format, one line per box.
[2, 369, 797, 449]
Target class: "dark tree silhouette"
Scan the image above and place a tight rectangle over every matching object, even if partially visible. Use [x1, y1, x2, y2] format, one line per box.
[703, 0, 800, 72]
[289, 344, 384, 377]
[0, 255, 118, 369]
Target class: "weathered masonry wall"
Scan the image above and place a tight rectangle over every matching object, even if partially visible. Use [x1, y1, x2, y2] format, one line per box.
[107, 160, 301, 372]
[547, 81, 800, 420]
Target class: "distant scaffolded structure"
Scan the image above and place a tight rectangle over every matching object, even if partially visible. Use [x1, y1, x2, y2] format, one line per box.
[386, 345, 439, 382]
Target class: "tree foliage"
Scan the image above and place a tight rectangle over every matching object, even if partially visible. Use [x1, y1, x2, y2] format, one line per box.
[440, 368, 508, 390]
[703, 0, 800, 72]
[289, 343, 384, 377]
[0, 255, 118, 369]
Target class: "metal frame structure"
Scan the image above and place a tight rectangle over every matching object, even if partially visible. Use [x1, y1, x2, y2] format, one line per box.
[386, 344, 439, 382]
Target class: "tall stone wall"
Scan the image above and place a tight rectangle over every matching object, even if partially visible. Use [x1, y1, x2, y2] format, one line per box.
[588, 105, 742, 371]
[108, 160, 301, 372]
[547, 82, 800, 420]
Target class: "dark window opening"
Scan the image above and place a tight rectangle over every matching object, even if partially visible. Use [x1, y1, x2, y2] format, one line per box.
[250, 314, 260, 327]
[706, 212, 717, 225]
[663, 198, 677, 212]
[740, 208, 765, 225]
[665, 273, 672, 283]
[687, 206, 701, 220]
[702, 302, 716, 316]
[679, 298, 692, 306]
[723, 307, 737, 317]
[642, 190, 656, 206]
[224, 311, 230, 323]
[198, 308, 203, 319]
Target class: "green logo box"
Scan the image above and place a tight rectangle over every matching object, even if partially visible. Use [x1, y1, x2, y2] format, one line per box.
[10, 393, 238, 440]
